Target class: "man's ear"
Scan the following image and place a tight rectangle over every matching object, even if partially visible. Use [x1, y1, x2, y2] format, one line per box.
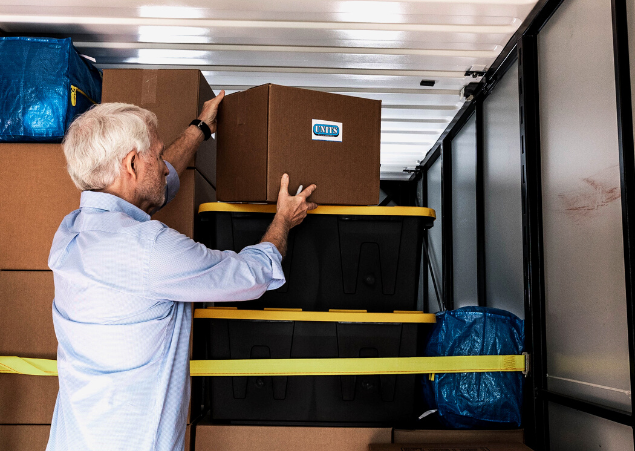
[123, 149, 139, 180]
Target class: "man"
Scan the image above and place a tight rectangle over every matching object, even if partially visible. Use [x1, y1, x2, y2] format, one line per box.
[46, 91, 317, 451]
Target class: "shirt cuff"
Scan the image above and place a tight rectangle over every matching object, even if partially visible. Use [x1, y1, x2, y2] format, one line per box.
[242, 242, 286, 290]
[163, 160, 181, 206]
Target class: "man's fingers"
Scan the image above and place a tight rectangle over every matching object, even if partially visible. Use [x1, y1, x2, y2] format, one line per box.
[299, 184, 317, 198]
[279, 173, 290, 195]
[208, 90, 225, 109]
[306, 202, 318, 211]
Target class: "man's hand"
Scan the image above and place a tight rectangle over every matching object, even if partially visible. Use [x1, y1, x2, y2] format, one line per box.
[276, 173, 318, 229]
[163, 90, 225, 175]
[198, 90, 225, 134]
[260, 174, 317, 257]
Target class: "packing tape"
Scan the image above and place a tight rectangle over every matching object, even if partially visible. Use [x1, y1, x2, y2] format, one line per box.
[1, 355, 525, 377]
[195, 308, 437, 323]
[141, 70, 158, 106]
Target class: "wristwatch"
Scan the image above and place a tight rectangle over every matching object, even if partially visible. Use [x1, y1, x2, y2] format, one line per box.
[190, 119, 212, 141]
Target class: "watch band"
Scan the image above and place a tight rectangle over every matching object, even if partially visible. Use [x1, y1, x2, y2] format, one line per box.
[190, 119, 212, 141]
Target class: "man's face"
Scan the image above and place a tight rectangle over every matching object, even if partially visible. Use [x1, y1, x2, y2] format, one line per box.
[136, 127, 169, 213]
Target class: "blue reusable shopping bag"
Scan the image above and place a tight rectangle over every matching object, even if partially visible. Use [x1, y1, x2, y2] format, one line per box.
[422, 306, 525, 428]
[0, 37, 102, 142]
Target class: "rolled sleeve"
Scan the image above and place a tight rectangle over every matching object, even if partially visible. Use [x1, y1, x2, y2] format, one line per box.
[146, 227, 285, 303]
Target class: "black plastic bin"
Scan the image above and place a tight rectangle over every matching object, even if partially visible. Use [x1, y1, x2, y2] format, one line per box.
[198, 204, 436, 312]
[198, 309, 435, 425]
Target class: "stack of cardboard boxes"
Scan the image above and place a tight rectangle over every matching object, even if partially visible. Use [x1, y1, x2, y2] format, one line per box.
[0, 68, 217, 450]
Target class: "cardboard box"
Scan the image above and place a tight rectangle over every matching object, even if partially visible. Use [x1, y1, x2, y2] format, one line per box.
[370, 444, 532, 451]
[185, 424, 191, 451]
[0, 425, 51, 451]
[0, 144, 215, 269]
[0, 271, 57, 359]
[392, 429, 525, 444]
[0, 375, 58, 424]
[0, 424, 190, 451]
[153, 169, 216, 239]
[0, 271, 58, 424]
[0, 144, 80, 270]
[101, 69, 217, 186]
[216, 84, 381, 206]
[195, 424, 391, 451]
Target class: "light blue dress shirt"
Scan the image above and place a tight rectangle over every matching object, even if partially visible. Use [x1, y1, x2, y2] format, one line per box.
[46, 161, 285, 451]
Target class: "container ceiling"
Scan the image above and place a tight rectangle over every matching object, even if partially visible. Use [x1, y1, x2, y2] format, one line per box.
[0, 0, 539, 180]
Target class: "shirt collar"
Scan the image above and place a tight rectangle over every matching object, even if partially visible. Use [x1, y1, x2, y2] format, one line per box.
[80, 191, 151, 222]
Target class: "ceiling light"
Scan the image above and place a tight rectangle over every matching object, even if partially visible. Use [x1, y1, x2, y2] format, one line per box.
[0, 15, 519, 34]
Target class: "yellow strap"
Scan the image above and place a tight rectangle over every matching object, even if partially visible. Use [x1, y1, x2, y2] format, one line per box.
[195, 308, 437, 324]
[192, 355, 525, 376]
[0, 356, 58, 376]
[198, 202, 436, 218]
[0, 355, 525, 377]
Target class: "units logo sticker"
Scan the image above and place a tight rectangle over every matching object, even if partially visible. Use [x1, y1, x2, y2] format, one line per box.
[312, 119, 343, 142]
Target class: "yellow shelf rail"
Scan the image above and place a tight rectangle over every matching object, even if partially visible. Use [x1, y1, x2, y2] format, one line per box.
[195, 307, 437, 324]
[198, 202, 436, 218]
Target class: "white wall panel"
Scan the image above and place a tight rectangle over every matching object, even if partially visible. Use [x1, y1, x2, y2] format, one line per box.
[451, 114, 478, 308]
[549, 403, 634, 451]
[538, 0, 630, 411]
[426, 158, 443, 313]
[482, 61, 524, 318]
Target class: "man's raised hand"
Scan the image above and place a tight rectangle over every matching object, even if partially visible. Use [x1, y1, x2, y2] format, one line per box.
[198, 90, 225, 134]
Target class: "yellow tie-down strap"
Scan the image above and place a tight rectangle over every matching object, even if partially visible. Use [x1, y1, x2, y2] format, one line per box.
[1, 355, 528, 377]
[198, 202, 436, 219]
[195, 307, 437, 324]
[0, 356, 58, 376]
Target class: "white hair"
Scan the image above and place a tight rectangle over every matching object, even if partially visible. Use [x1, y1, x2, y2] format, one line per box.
[63, 103, 158, 191]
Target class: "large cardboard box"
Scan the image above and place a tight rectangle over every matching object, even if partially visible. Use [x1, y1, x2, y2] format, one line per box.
[392, 429, 525, 444]
[216, 84, 381, 206]
[0, 425, 51, 451]
[0, 271, 58, 359]
[185, 424, 191, 451]
[379, 429, 529, 451]
[0, 424, 190, 450]
[0, 375, 58, 425]
[101, 69, 217, 186]
[370, 444, 532, 451]
[0, 144, 215, 269]
[195, 424, 391, 451]
[0, 271, 58, 424]
[0, 144, 80, 270]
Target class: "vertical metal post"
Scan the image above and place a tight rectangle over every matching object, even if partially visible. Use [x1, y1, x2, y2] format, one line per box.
[420, 171, 430, 312]
[475, 101, 487, 307]
[441, 139, 454, 310]
[611, 0, 635, 439]
[518, 36, 549, 450]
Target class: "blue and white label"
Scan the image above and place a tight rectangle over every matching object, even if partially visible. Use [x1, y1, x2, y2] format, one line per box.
[312, 119, 343, 142]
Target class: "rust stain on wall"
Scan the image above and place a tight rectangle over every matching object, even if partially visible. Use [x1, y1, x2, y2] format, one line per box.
[555, 165, 621, 218]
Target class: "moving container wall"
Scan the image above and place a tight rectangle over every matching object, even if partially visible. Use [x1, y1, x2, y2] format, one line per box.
[419, 0, 635, 446]
[537, 0, 632, 428]
[424, 158, 443, 313]
[548, 403, 633, 450]
[450, 114, 478, 309]
[482, 61, 524, 319]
